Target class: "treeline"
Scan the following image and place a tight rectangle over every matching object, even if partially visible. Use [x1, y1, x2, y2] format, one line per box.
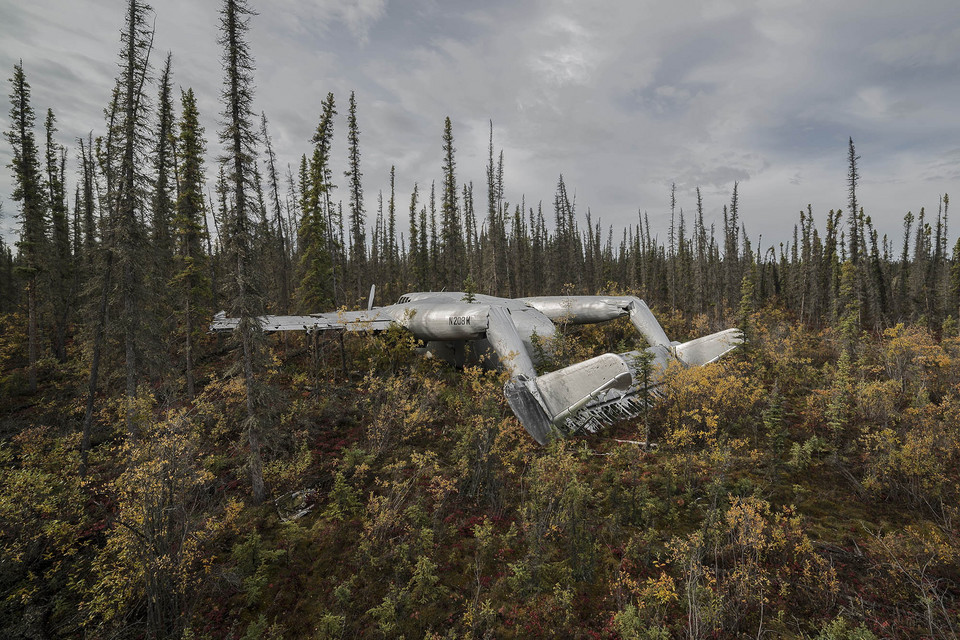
[5, 6, 959, 332]
[4, 0, 958, 388]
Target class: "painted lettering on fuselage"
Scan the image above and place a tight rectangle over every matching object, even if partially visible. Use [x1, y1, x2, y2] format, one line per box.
[449, 316, 471, 326]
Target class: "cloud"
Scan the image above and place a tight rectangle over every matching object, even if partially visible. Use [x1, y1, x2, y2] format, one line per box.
[265, 0, 387, 43]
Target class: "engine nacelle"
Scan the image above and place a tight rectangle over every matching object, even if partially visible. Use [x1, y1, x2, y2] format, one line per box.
[390, 303, 489, 341]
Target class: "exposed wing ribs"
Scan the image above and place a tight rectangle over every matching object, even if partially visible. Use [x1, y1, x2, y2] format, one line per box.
[210, 309, 396, 333]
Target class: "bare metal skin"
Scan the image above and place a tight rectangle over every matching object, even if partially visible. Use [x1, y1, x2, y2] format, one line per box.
[211, 290, 742, 444]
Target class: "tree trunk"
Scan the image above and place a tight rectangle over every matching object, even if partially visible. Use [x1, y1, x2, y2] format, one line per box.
[124, 258, 137, 438]
[81, 253, 112, 476]
[27, 275, 37, 393]
[185, 295, 194, 401]
[242, 326, 265, 504]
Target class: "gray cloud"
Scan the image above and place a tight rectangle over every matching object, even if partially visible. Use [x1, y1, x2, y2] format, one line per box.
[0, 0, 958, 251]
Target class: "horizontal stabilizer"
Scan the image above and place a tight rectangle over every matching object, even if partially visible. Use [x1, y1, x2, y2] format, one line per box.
[675, 328, 743, 366]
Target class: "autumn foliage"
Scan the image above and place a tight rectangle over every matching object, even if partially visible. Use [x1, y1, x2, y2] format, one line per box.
[1, 306, 959, 639]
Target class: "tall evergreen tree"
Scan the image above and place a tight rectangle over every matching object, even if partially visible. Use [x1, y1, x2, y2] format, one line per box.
[219, 0, 267, 504]
[6, 61, 46, 392]
[152, 52, 177, 283]
[108, 0, 155, 434]
[695, 187, 707, 314]
[82, 88, 123, 474]
[483, 123, 508, 295]
[296, 93, 336, 311]
[313, 97, 341, 306]
[371, 190, 382, 281]
[408, 182, 425, 289]
[387, 165, 397, 288]
[864, 215, 887, 323]
[440, 116, 463, 286]
[345, 90, 366, 295]
[173, 88, 209, 400]
[724, 182, 741, 305]
[428, 180, 438, 288]
[462, 180, 477, 280]
[484, 121, 500, 294]
[668, 183, 677, 308]
[951, 234, 960, 320]
[78, 133, 97, 267]
[847, 137, 860, 265]
[260, 112, 290, 311]
[553, 174, 580, 290]
[44, 108, 72, 363]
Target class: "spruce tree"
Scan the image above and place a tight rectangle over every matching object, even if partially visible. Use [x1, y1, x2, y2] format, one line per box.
[296, 92, 335, 311]
[482, 125, 509, 296]
[418, 199, 428, 289]
[695, 187, 707, 314]
[371, 190, 382, 282]
[107, 0, 155, 434]
[78, 133, 97, 267]
[553, 175, 571, 290]
[440, 116, 462, 287]
[509, 203, 526, 296]
[219, 0, 267, 504]
[260, 112, 290, 312]
[314, 93, 337, 303]
[387, 165, 397, 291]
[724, 182, 741, 306]
[864, 216, 887, 325]
[152, 52, 177, 283]
[82, 90, 122, 474]
[847, 137, 860, 265]
[408, 182, 422, 289]
[484, 121, 500, 294]
[428, 180, 438, 288]
[44, 108, 72, 363]
[462, 180, 476, 281]
[6, 61, 46, 392]
[173, 88, 209, 400]
[345, 90, 366, 295]
[668, 183, 676, 307]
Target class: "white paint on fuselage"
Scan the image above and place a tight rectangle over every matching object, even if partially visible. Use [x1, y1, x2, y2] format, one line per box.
[388, 292, 558, 368]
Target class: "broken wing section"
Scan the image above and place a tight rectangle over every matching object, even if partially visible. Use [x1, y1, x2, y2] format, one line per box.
[504, 351, 661, 445]
[209, 309, 396, 333]
[674, 328, 743, 365]
[504, 327, 744, 445]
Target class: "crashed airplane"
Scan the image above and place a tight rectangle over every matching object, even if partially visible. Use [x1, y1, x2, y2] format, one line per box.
[211, 291, 743, 444]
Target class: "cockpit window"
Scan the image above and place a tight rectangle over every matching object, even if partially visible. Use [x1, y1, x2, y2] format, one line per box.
[397, 295, 410, 304]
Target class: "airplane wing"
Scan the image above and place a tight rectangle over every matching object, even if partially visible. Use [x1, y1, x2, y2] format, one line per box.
[210, 309, 397, 333]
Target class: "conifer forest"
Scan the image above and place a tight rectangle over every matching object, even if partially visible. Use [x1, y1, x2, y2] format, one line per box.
[4, 1, 960, 638]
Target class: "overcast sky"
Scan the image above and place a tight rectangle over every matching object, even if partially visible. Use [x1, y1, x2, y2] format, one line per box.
[1, 0, 959, 252]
